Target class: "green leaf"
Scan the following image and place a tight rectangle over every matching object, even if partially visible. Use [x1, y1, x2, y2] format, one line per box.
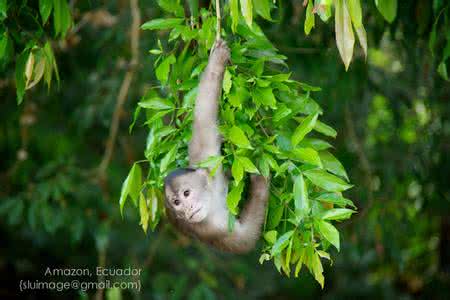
[229, 126, 253, 149]
[0, 0, 7, 21]
[264, 230, 277, 244]
[347, 0, 362, 28]
[253, 87, 277, 109]
[160, 145, 178, 173]
[317, 220, 340, 251]
[157, 0, 184, 17]
[316, 193, 356, 208]
[271, 230, 294, 256]
[304, 0, 315, 35]
[240, 0, 253, 27]
[237, 156, 259, 174]
[53, 0, 72, 37]
[314, 120, 337, 138]
[335, 0, 355, 70]
[43, 41, 59, 87]
[16, 51, 29, 104]
[187, 0, 199, 18]
[311, 251, 324, 288]
[293, 174, 309, 214]
[375, 0, 397, 23]
[319, 151, 349, 181]
[254, 0, 272, 21]
[141, 18, 184, 30]
[294, 248, 306, 277]
[232, 158, 244, 183]
[230, 0, 239, 32]
[196, 155, 224, 168]
[155, 55, 176, 85]
[0, 32, 10, 61]
[355, 24, 368, 58]
[119, 163, 142, 215]
[139, 193, 149, 233]
[291, 113, 318, 147]
[226, 181, 244, 215]
[299, 138, 333, 151]
[321, 208, 356, 221]
[316, 0, 332, 22]
[39, 0, 53, 23]
[438, 61, 448, 81]
[304, 169, 353, 192]
[223, 69, 232, 94]
[138, 97, 174, 110]
[291, 147, 322, 167]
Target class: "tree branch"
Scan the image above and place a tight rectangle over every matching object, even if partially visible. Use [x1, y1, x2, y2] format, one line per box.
[215, 0, 221, 40]
[98, 0, 141, 177]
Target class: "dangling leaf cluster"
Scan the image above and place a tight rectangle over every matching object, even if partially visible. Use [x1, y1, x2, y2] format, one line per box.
[121, 0, 356, 287]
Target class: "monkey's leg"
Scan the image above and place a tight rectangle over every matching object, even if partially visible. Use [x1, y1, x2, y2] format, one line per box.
[189, 39, 230, 165]
[214, 175, 270, 253]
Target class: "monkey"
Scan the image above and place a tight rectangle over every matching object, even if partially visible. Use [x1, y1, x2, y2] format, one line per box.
[164, 39, 270, 254]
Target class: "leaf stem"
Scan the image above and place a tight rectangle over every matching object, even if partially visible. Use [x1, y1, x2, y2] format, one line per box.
[215, 0, 221, 40]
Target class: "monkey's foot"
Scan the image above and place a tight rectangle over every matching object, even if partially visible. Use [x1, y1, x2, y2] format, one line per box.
[211, 39, 230, 66]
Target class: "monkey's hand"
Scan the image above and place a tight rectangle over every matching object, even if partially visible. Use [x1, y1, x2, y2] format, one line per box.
[210, 39, 230, 69]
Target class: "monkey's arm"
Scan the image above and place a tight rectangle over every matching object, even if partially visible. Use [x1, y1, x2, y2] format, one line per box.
[189, 40, 230, 165]
[212, 175, 270, 253]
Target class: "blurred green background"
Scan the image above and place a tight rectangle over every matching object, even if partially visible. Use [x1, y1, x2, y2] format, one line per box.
[1, 0, 449, 299]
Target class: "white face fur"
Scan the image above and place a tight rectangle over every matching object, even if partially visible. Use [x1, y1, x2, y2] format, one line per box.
[164, 169, 210, 223]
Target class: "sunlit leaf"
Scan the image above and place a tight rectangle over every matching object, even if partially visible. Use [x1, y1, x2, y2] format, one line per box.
[226, 181, 244, 215]
[240, 0, 253, 27]
[254, 0, 272, 21]
[347, 0, 362, 28]
[304, 1, 315, 35]
[291, 113, 318, 147]
[317, 220, 340, 251]
[375, 0, 397, 23]
[232, 158, 244, 183]
[39, 0, 53, 23]
[139, 193, 149, 233]
[138, 97, 174, 110]
[294, 174, 309, 214]
[291, 147, 322, 167]
[319, 151, 349, 181]
[160, 146, 178, 173]
[141, 18, 184, 30]
[237, 156, 259, 174]
[271, 230, 294, 255]
[264, 230, 277, 244]
[230, 0, 239, 32]
[223, 69, 232, 94]
[229, 126, 253, 149]
[304, 169, 353, 192]
[119, 163, 142, 215]
[335, 0, 355, 70]
[321, 208, 356, 221]
[314, 120, 337, 138]
[156, 55, 176, 85]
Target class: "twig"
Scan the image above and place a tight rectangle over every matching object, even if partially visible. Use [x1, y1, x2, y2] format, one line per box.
[98, 0, 141, 177]
[215, 0, 221, 40]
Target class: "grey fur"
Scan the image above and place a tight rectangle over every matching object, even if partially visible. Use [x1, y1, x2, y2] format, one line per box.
[164, 39, 269, 254]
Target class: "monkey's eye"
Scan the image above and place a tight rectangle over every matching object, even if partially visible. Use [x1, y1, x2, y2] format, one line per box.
[183, 190, 190, 197]
[174, 199, 180, 206]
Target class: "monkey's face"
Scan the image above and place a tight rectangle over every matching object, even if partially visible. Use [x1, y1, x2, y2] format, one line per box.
[164, 169, 210, 223]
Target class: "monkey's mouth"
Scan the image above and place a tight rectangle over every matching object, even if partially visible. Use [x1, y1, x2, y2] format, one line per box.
[189, 208, 202, 220]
